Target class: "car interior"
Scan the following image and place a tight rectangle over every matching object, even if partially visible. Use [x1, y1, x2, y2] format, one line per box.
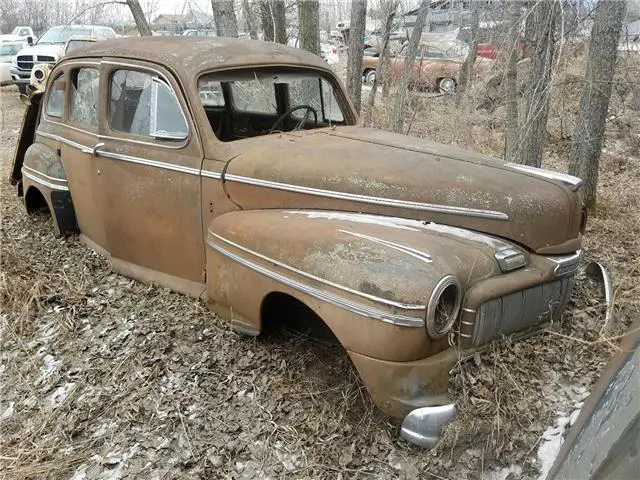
[197, 68, 346, 142]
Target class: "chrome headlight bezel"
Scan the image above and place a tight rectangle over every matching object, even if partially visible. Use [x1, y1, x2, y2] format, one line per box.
[426, 275, 462, 339]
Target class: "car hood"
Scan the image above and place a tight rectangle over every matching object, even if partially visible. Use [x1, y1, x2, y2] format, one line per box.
[223, 126, 582, 254]
[15, 43, 63, 58]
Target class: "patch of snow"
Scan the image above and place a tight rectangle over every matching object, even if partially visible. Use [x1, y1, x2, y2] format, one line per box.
[49, 382, 75, 408]
[1, 402, 15, 421]
[536, 407, 582, 480]
[481, 464, 523, 480]
[40, 354, 60, 379]
[0, 364, 6, 376]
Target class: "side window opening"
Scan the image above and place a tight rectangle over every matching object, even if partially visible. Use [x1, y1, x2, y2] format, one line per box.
[109, 69, 188, 141]
[45, 73, 65, 118]
[69, 68, 99, 129]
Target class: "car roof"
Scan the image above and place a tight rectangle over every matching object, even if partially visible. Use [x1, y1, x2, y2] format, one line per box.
[64, 36, 330, 75]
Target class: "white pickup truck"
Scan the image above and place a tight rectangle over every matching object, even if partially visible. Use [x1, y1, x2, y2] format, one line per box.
[0, 26, 35, 43]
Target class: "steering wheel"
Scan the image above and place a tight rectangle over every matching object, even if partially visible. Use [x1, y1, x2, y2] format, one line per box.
[269, 105, 318, 133]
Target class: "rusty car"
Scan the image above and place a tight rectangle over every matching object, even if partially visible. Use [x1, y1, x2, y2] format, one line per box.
[362, 40, 491, 94]
[10, 37, 586, 447]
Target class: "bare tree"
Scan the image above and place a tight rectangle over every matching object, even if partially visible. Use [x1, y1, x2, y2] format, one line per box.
[212, 0, 239, 37]
[455, 0, 480, 106]
[569, 0, 627, 209]
[390, 0, 429, 133]
[518, 0, 558, 167]
[346, 0, 367, 113]
[242, 0, 258, 39]
[298, 0, 320, 55]
[364, 0, 398, 125]
[272, 0, 287, 44]
[259, 0, 274, 40]
[504, 0, 522, 162]
[126, 0, 153, 35]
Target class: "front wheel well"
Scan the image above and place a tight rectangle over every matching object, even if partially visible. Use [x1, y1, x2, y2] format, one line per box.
[24, 186, 50, 215]
[260, 291, 339, 343]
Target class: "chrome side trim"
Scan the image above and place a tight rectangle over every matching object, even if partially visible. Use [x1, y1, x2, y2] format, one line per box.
[505, 163, 584, 191]
[35, 130, 203, 177]
[22, 165, 67, 183]
[22, 170, 69, 191]
[208, 231, 426, 312]
[207, 239, 425, 327]
[224, 174, 509, 220]
[201, 170, 223, 180]
[462, 307, 476, 314]
[99, 150, 200, 175]
[339, 230, 432, 264]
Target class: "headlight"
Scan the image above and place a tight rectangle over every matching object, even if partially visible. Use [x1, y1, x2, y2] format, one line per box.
[426, 275, 462, 339]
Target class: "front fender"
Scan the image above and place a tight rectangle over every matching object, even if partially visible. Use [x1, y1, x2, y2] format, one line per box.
[206, 209, 504, 361]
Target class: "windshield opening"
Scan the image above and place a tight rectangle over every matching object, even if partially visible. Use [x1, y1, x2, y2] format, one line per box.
[38, 26, 94, 44]
[197, 68, 347, 142]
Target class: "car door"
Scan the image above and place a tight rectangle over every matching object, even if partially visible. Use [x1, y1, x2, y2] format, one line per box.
[94, 59, 205, 293]
[53, 63, 108, 250]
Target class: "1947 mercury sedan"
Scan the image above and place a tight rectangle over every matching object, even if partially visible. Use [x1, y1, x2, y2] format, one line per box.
[10, 37, 586, 447]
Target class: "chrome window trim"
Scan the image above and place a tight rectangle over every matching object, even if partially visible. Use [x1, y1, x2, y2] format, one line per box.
[207, 239, 425, 328]
[505, 163, 584, 191]
[22, 165, 67, 183]
[208, 231, 426, 312]
[339, 229, 432, 264]
[22, 169, 69, 191]
[224, 174, 509, 220]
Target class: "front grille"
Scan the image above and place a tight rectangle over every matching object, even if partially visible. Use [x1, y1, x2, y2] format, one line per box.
[37, 55, 55, 62]
[471, 277, 574, 346]
[17, 55, 33, 70]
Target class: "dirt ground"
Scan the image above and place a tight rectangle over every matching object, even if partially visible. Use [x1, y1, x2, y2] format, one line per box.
[0, 62, 638, 480]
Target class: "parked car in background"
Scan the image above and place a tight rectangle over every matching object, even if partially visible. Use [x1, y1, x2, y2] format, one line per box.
[320, 43, 339, 65]
[362, 41, 489, 94]
[0, 26, 35, 44]
[0, 42, 25, 85]
[62, 36, 99, 55]
[183, 29, 216, 37]
[476, 41, 526, 60]
[11, 36, 585, 448]
[11, 25, 116, 94]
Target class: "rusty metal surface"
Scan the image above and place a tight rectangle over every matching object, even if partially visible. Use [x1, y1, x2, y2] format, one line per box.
[223, 128, 583, 254]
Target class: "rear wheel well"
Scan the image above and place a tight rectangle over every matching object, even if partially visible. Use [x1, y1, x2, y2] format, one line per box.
[260, 291, 339, 343]
[24, 186, 50, 215]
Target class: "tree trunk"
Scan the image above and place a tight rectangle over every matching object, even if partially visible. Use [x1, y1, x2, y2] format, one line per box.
[518, 0, 557, 167]
[242, 0, 258, 39]
[504, 0, 521, 162]
[364, 0, 398, 125]
[346, 0, 367, 114]
[298, 0, 320, 55]
[126, 0, 152, 36]
[455, 0, 479, 107]
[260, 1, 274, 41]
[568, 0, 626, 210]
[212, 0, 239, 38]
[272, 0, 287, 44]
[390, 0, 429, 134]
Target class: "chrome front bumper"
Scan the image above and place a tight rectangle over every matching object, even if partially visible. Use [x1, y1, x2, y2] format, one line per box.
[400, 404, 457, 447]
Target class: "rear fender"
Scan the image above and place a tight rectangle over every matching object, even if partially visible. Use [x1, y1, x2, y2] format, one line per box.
[206, 209, 501, 362]
[22, 141, 77, 236]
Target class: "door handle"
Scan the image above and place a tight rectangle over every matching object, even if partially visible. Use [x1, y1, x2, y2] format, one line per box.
[91, 142, 105, 156]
